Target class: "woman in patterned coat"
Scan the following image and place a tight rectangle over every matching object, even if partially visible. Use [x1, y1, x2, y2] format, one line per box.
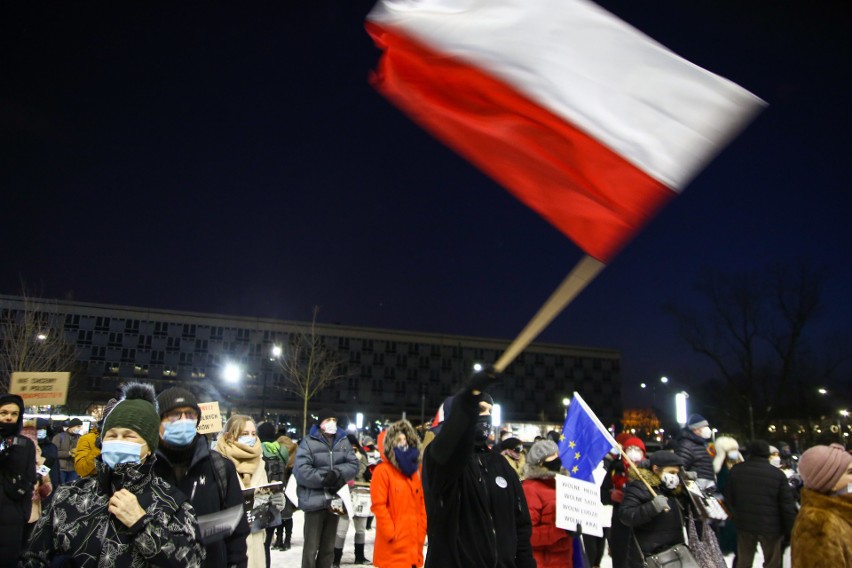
[20, 383, 205, 568]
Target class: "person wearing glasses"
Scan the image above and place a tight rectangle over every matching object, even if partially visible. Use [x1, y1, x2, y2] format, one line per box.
[154, 387, 250, 568]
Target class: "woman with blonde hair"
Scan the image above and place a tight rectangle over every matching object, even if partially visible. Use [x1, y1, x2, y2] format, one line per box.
[216, 414, 268, 568]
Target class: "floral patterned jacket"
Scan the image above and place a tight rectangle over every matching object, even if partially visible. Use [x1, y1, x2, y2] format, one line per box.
[20, 457, 205, 568]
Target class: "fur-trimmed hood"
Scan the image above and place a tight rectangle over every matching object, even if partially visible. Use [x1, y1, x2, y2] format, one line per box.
[523, 462, 558, 480]
[628, 465, 683, 495]
[383, 419, 421, 471]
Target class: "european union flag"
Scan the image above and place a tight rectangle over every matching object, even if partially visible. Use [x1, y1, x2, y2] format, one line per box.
[558, 392, 617, 483]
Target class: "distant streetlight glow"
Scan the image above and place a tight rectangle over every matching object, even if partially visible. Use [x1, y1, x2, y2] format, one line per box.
[818, 388, 828, 395]
[562, 398, 570, 407]
[356, 412, 364, 429]
[660, 376, 669, 384]
[640, 383, 647, 389]
[222, 362, 242, 384]
[270, 344, 283, 361]
[36, 332, 48, 341]
[841, 410, 849, 417]
[473, 363, 483, 372]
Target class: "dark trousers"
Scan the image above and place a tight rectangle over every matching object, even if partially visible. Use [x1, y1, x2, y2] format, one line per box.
[583, 528, 609, 567]
[302, 509, 340, 568]
[735, 532, 783, 568]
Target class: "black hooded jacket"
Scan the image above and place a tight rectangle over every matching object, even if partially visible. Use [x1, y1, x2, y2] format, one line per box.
[0, 393, 37, 567]
[155, 434, 250, 568]
[422, 382, 536, 568]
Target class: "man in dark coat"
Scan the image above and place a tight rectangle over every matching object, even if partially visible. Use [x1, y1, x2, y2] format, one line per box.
[153, 387, 250, 568]
[724, 440, 797, 568]
[0, 393, 36, 568]
[674, 413, 716, 491]
[421, 369, 536, 568]
[294, 409, 359, 568]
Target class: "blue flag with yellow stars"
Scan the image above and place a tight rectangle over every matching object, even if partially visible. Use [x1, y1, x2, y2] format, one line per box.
[558, 392, 617, 483]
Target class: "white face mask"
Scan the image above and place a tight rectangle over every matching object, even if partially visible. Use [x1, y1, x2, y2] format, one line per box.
[727, 450, 740, 461]
[699, 426, 712, 440]
[769, 456, 782, 468]
[661, 472, 680, 490]
[626, 449, 644, 463]
[321, 421, 338, 435]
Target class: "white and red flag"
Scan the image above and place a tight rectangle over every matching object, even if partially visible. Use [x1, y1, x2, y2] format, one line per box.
[366, 0, 765, 263]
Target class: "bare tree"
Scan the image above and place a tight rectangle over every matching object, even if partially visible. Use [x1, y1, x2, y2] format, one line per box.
[0, 291, 79, 396]
[665, 260, 850, 440]
[275, 307, 347, 435]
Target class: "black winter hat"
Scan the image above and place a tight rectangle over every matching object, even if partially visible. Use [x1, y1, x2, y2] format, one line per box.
[687, 414, 709, 429]
[68, 418, 83, 428]
[650, 450, 684, 468]
[314, 408, 337, 425]
[156, 387, 202, 425]
[747, 439, 771, 458]
[257, 422, 277, 443]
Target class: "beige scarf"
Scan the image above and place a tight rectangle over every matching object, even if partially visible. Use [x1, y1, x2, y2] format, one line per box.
[216, 437, 262, 485]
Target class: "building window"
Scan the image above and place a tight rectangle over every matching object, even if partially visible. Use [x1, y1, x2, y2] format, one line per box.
[95, 317, 110, 331]
[167, 337, 181, 352]
[350, 351, 361, 364]
[338, 337, 350, 349]
[151, 351, 165, 364]
[373, 353, 384, 365]
[386, 341, 396, 353]
[137, 335, 152, 349]
[194, 339, 208, 353]
[408, 343, 419, 355]
[236, 329, 250, 342]
[211, 326, 224, 340]
[154, 321, 168, 337]
[108, 332, 122, 347]
[125, 319, 140, 334]
[363, 339, 373, 352]
[384, 367, 396, 380]
[77, 330, 93, 345]
[182, 324, 196, 338]
[64, 314, 80, 330]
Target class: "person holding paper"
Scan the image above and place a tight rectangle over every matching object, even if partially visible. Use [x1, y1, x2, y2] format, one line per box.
[155, 387, 249, 568]
[294, 409, 359, 568]
[522, 439, 573, 567]
[215, 414, 268, 568]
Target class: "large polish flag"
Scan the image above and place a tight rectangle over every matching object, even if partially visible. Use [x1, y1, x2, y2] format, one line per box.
[366, 0, 765, 263]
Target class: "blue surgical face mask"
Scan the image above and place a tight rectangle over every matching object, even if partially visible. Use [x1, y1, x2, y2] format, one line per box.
[101, 440, 144, 469]
[163, 419, 197, 447]
[238, 435, 257, 447]
[37, 429, 47, 440]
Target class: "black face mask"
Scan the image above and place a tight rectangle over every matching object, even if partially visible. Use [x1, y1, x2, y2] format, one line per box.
[474, 415, 492, 447]
[544, 459, 562, 472]
[0, 421, 19, 438]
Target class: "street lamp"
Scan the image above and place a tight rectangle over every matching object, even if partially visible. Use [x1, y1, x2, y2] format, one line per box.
[818, 388, 828, 395]
[473, 362, 483, 372]
[222, 361, 242, 384]
[492, 403, 502, 428]
[675, 391, 689, 426]
[562, 397, 570, 419]
[270, 344, 283, 361]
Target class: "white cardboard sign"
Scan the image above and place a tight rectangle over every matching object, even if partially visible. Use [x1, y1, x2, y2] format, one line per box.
[555, 473, 605, 537]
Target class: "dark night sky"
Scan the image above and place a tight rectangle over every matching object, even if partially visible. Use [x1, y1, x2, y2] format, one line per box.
[2, 1, 850, 409]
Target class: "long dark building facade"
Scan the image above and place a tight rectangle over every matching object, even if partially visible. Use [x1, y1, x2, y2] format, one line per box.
[0, 294, 622, 432]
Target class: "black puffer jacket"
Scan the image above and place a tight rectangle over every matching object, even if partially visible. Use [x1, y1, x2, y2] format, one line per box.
[422, 384, 535, 568]
[724, 457, 797, 536]
[619, 468, 689, 568]
[674, 429, 715, 483]
[155, 435, 250, 568]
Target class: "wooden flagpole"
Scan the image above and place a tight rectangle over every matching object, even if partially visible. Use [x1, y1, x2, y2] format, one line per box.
[493, 255, 606, 373]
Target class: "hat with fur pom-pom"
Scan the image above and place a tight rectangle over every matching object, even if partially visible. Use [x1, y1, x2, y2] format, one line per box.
[103, 382, 161, 452]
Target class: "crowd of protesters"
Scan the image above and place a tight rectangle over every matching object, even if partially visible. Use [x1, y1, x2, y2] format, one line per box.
[3, 372, 851, 568]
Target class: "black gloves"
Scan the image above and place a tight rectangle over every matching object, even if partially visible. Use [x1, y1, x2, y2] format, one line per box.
[322, 469, 341, 489]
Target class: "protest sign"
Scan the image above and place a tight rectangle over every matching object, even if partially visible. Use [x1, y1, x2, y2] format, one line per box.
[10, 372, 70, 406]
[242, 481, 284, 532]
[555, 473, 605, 537]
[197, 401, 223, 435]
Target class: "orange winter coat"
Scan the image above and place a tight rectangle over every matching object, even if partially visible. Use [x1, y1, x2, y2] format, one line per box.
[371, 421, 427, 568]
